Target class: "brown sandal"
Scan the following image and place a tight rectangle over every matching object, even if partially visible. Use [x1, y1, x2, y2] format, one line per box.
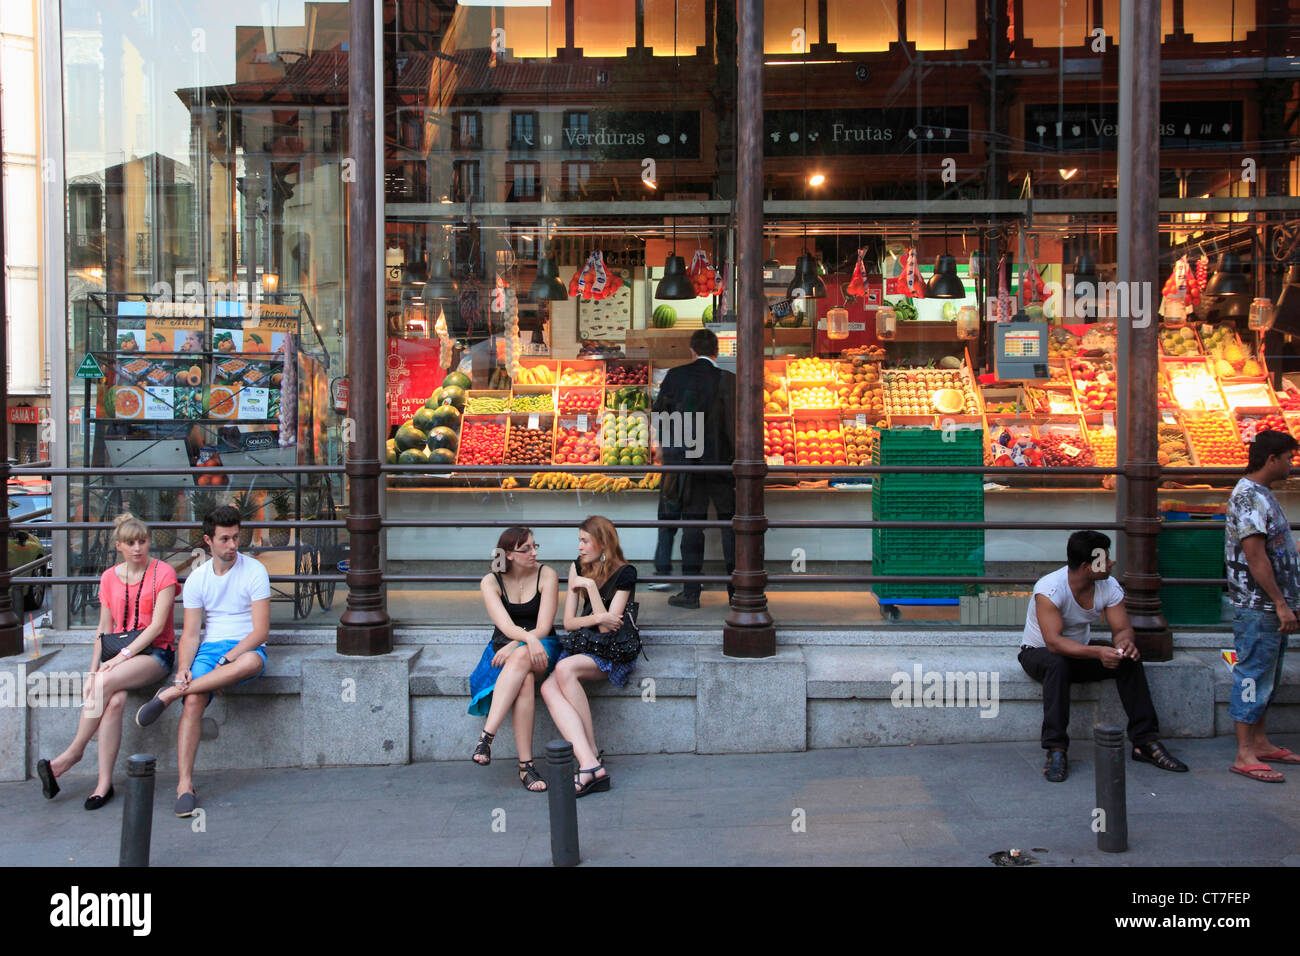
[518, 760, 547, 792]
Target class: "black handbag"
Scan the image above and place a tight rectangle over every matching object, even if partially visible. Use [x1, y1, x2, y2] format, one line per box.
[560, 601, 644, 663]
[99, 560, 156, 662]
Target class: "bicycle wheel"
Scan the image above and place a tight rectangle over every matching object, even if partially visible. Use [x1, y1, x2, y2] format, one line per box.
[294, 542, 318, 619]
[316, 484, 338, 612]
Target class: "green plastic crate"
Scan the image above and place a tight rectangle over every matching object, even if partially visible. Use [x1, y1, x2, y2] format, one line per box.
[876, 428, 983, 466]
[1158, 524, 1225, 577]
[1159, 585, 1224, 625]
[872, 478, 984, 520]
[873, 528, 986, 564]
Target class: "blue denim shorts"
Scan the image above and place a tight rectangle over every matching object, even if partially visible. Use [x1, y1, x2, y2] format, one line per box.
[146, 646, 175, 674]
[1230, 607, 1289, 725]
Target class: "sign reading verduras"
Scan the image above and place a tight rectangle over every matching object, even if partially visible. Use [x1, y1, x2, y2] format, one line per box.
[1024, 101, 1243, 151]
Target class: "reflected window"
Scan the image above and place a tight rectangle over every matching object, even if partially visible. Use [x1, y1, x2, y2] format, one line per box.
[563, 161, 591, 197]
[645, 0, 707, 55]
[452, 160, 482, 202]
[506, 161, 540, 201]
[1183, 0, 1254, 42]
[510, 111, 538, 151]
[905, 0, 977, 50]
[574, 0, 636, 56]
[763, 0, 806, 54]
[563, 111, 590, 148]
[452, 111, 482, 150]
[828, 0, 898, 51]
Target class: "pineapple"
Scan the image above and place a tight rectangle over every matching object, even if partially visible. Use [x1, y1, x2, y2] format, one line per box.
[1242, 359, 1263, 377]
[1214, 358, 1235, 378]
[229, 491, 253, 549]
[189, 490, 218, 548]
[269, 492, 292, 547]
[154, 489, 179, 550]
[299, 489, 320, 547]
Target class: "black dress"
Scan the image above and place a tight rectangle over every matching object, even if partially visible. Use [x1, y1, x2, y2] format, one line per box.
[559, 563, 638, 686]
[468, 567, 559, 716]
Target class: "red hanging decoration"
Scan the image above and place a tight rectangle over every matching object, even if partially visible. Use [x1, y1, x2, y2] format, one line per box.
[568, 251, 623, 301]
[847, 248, 868, 297]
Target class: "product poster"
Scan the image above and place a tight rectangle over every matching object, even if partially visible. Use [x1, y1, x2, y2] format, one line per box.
[386, 337, 445, 427]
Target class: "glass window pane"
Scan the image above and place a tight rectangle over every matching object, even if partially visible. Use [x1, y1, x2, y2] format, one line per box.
[905, 0, 978, 50]
[828, 0, 898, 51]
[645, 0, 707, 55]
[574, 0, 637, 56]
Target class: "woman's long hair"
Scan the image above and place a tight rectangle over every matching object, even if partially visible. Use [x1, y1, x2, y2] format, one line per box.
[495, 526, 533, 572]
[578, 515, 626, 588]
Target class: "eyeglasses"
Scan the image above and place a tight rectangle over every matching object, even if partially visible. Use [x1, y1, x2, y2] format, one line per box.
[513, 544, 540, 553]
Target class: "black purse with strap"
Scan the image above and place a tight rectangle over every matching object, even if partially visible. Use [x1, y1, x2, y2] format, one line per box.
[99, 560, 157, 662]
[560, 600, 644, 663]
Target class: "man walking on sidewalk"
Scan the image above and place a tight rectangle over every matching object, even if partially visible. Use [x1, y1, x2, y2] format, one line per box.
[653, 329, 736, 609]
[1018, 530, 1188, 782]
[135, 505, 271, 816]
[1225, 429, 1300, 783]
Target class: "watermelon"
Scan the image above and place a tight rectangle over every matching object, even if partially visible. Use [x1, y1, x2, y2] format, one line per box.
[442, 371, 471, 391]
[398, 448, 428, 465]
[428, 425, 459, 453]
[652, 305, 677, 328]
[435, 385, 467, 412]
[428, 447, 456, 466]
[429, 404, 462, 431]
[395, 423, 428, 451]
[385, 439, 399, 464]
[702, 304, 714, 324]
[412, 406, 438, 432]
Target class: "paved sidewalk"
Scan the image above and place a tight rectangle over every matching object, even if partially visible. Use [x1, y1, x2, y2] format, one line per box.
[5, 735, 1298, 866]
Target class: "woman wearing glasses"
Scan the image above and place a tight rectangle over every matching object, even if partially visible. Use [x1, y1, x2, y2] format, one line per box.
[469, 526, 560, 792]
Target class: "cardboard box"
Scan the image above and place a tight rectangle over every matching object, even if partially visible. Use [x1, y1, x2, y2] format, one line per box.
[625, 328, 695, 360]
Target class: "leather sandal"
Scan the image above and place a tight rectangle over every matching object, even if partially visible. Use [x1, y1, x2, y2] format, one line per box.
[518, 760, 547, 792]
[574, 764, 610, 797]
[472, 730, 494, 766]
[1132, 741, 1188, 772]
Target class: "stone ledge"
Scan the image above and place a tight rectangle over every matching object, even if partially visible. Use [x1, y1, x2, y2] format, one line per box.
[408, 643, 696, 697]
[1183, 649, 1300, 704]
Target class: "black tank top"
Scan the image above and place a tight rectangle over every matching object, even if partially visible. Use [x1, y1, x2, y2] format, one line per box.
[490, 567, 554, 647]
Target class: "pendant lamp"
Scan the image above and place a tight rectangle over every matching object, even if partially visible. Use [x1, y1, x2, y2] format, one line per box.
[425, 257, 459, 300]
[787, 254, 826, 299]
[655, 254, 696, 300]
[1205, 252, 1250, 299]
[926, 254, 965, 298]
[529, 256, 568, 300]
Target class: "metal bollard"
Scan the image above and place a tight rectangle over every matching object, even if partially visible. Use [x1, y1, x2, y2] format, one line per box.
[119, 754, 156, 867]
[545, 740, 580, 867]
[1094, 726, 1128, 853]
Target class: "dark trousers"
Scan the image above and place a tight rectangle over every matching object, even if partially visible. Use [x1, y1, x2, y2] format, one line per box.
[654, 494, 679, 576]
[1018, 641, 1160, 751]
[679, 476, 736, 599]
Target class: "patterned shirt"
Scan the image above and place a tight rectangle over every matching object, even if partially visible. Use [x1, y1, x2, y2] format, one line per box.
[1225, 477, 1300, 611]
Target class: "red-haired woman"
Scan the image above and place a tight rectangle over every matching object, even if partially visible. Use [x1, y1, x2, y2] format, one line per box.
[541, 515, 637, 797]
[468, 526, 560, 792]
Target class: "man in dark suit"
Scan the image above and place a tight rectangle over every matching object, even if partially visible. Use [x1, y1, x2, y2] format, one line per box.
[653, 329, 736, 609]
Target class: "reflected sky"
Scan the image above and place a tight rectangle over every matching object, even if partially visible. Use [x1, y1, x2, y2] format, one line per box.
[62, 0, 321, 176]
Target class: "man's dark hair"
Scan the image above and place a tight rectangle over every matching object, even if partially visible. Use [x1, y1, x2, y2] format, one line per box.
[1247, 428, 1299, 473]
[1066, 529, 1111, 570]
[690, 328, 719, 357]
[203, 504, 242, 540]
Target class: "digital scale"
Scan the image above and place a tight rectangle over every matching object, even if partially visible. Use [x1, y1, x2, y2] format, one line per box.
[993, 319, 1050, 381]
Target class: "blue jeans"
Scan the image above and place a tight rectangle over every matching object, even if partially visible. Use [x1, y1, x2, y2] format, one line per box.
[1230, 607, 1289, 725]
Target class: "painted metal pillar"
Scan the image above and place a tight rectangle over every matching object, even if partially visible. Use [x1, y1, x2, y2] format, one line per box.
[337, 0, 393, 656]
[1118, 0, 1171, 661]
[723, 0, 776, 659]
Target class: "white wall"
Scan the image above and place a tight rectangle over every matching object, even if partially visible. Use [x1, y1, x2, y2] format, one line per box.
[1, 0, 46, 396]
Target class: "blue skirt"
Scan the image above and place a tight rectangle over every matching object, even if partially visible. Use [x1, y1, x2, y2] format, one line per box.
[557, 649, 636, 688]
[468, 636, 561, 717]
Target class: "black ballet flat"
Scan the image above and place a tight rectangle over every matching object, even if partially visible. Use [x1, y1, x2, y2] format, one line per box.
[83, 786, 114, 811]
[37, 758, 59, 799]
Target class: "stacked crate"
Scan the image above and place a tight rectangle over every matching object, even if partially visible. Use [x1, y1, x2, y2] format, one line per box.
[1158, 519, 1225, 625]
[872, 429, 985, 600]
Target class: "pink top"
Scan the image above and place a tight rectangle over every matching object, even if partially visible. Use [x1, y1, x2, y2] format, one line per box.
[98, 560, 178, 650]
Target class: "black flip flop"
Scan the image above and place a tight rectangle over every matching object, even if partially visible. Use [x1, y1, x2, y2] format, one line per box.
[37, 759, 59, 799]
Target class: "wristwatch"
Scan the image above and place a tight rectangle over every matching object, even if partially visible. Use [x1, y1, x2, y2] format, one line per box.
[217, 654, 231, 666]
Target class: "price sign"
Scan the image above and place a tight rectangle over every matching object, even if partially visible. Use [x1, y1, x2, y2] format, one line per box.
[528, 412, 540, 430]
[1102, 411, 1114, 428]
[1161, 410, 1178, 424]
[1059, 442, 1083, 458]
[766, 455, 785, 466]
[855, 413, 868, 427]
[577, 414, 589, 431]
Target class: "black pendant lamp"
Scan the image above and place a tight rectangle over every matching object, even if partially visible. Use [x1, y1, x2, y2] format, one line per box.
[425, 256, 459, 300]
[655, 254, 695, 300]
[1072, 253, 1099, 293]
[787, 254, 827, 299]
[529, 256, 568, 300]
[926, 254, 965, 298]
[1205, 252, 1250, 299]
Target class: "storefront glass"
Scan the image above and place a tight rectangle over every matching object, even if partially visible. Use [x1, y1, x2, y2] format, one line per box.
[62, 0, 350, 626]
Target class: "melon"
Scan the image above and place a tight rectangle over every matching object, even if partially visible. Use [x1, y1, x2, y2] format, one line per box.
[412, 406, 439, 433]
[427, 425, 459, 453]
[652, 305, 677, 328]
[442, 371, 472, 391]
[435, 385, 467, 412]
[939, 356, 963, 369]
[398, 448, 428, 465]
[932, 388, 965, 415]
[395, 423, 428, 451]
[702, 304, 714, 324]
[429, 404, 462, 431]
[428, 447, 456, 465]
[385, 439, 399, 464]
